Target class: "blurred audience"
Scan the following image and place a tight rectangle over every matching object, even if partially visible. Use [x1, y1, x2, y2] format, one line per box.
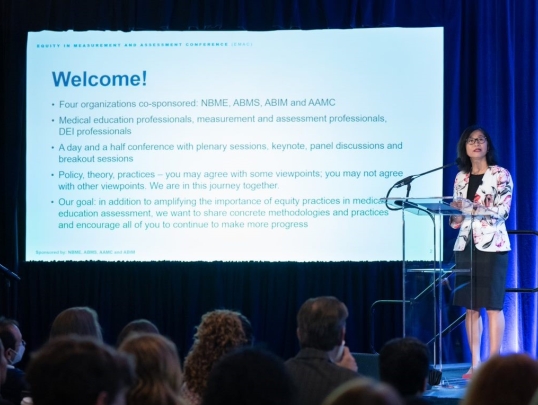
[17, 307, 538, 405]
[460, 353, 538, 405]
[379, 337, 432, 405]
[201, 346, 295, 405]
[322, 378, 404, 405]
[117, 319, 160, 347]
[49, 307, 102, 340]
[119, 333, 184, 405]
[181, 310, 252, 405]
[26, 336, 134, 405]
[285, 296, 359, 405]
[0, 318, 28, 405]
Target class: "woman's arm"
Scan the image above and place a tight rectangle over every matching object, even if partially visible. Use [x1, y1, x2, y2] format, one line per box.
[474, 167, 513, 220]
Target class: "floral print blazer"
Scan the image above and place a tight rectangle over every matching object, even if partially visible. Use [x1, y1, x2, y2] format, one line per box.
[450, 165, 513, 252]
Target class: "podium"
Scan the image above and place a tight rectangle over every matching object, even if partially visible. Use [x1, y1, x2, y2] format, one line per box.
[385, 197, 476, 370]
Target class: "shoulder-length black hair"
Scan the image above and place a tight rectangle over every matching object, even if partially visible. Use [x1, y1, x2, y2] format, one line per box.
[456, 125, 498, 172]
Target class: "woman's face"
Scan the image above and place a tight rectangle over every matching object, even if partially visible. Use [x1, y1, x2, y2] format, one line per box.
[465, 129, 488, 159]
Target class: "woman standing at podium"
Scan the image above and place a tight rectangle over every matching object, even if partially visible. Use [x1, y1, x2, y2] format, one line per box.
[449, 125, 513, 379]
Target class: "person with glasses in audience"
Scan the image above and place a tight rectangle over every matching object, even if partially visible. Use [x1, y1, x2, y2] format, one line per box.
[449, 125, 513, 379]
[0, 318, 29, 405]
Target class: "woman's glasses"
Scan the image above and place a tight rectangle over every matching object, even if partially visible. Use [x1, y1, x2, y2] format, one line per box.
[466, 137, 486, 145]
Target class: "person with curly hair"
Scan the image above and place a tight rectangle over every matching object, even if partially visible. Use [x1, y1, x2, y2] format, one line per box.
[181, 310, 252, 405]
[119, 333, 185, 405]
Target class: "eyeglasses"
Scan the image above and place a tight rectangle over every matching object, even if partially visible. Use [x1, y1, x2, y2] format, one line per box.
[466, 137, 487, 145]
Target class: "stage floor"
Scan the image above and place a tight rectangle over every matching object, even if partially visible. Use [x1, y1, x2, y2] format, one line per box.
[423, 363, 471, 404]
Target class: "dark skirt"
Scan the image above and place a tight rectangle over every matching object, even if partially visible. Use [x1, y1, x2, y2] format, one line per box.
[452, 241, 509, 310]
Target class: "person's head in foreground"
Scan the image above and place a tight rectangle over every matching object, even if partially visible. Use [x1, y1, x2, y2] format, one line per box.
[116, 319, 160, 347]
[297, 296, 348, 352]
[379, 337, 430, 398]
[202, 346, 295, 405]
[49, 306, 103, 341]
[461, 353, 538, 405]
[119, 333, 183, 405]
[322, 378, 404, 405]
[26, 336, 134, 405]
[183, 309, 252, 399]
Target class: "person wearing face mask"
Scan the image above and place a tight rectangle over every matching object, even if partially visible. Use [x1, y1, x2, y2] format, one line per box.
[0, 318, 28, 405]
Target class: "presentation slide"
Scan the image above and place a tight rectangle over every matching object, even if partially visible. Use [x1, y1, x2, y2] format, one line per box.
[26, 29, 443, 262]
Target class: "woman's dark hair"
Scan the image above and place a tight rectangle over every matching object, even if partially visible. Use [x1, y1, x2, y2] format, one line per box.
[457, 125, 498, 172]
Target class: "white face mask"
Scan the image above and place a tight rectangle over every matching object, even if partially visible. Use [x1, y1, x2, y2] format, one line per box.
[11, 343, 25, 365]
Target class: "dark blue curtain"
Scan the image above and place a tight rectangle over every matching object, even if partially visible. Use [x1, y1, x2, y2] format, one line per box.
[1, 0, 537, 361]
[443, 1, 538, 356]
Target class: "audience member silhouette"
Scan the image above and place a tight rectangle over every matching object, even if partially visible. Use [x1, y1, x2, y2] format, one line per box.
[26, 336, 134, 405]
[0, 340, 14, 405]
[322, 378, 404, 405]
[119, 333, 184, 405]
[285, 296, 359, 405]
[460, 353, 538, 405]
[0, 318, 28, 405]
[116, 319, 159, 347]
[202, 347, 295, 405]
[379, 337, 432, 405]
[181, 310, 252, 405]
[49, 307, 102, 341]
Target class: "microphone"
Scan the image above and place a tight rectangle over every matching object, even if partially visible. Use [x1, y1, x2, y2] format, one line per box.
[393, 158, 461, 189]
[0, 263, 21, 281]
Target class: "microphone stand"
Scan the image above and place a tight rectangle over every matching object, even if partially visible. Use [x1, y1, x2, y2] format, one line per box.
[0, 263, 21, 281]
[0, 263, 20, 317]
[385, 160, 460, 211]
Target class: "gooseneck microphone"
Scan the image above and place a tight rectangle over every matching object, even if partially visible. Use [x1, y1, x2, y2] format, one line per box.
[393, 158, 462, 189]
[385, 158, 461, 211]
